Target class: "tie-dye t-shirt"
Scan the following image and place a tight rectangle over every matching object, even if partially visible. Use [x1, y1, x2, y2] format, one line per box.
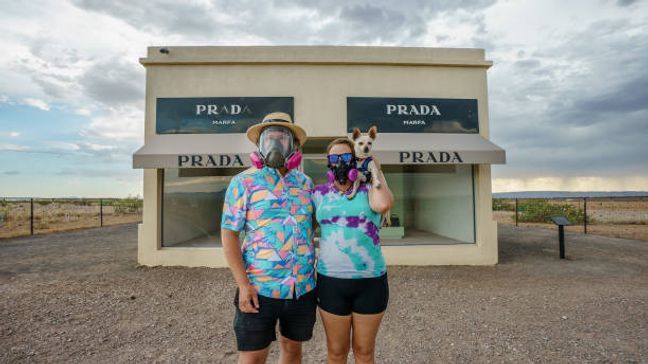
[312, 182, 386, 279]
[221, 166, 316, 299]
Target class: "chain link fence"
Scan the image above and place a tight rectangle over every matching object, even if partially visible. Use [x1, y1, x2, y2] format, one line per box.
[0, 197, 143, 239]
[493, 197, 648, 241]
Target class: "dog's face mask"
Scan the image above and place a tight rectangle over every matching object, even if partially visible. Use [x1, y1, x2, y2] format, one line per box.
[258, 126, 294, 168]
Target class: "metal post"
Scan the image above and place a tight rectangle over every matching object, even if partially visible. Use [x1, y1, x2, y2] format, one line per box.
[100, 199, 103, 227]
[559, 225, 565, 259]
[515, 198, 518, 227]
[583, 197, 588, 234]
[30, 198, 34, 235]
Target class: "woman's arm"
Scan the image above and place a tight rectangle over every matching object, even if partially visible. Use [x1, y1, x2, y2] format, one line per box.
[368, 158, 394, 214]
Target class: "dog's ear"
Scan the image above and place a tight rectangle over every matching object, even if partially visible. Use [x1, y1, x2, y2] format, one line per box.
[368, 126, 377, 140]
[352, 128, 361, 141]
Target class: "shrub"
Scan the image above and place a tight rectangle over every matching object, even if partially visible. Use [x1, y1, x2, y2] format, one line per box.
[516, 199, 586, 224]
[111, 196, 143, 214]
[493, 198, 515, 211]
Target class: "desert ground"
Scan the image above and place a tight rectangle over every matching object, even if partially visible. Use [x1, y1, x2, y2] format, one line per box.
[1, 223, 646, 363]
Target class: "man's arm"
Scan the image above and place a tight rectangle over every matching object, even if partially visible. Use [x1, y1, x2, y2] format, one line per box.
[221, 228, 260, 313]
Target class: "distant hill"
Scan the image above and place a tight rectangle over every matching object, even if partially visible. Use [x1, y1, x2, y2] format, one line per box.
[493, 191, 648, 199]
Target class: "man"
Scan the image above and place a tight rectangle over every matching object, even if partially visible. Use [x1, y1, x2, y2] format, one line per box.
[221, 112, 316, 364]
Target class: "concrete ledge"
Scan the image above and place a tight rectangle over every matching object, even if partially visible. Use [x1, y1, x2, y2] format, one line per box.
[140, 46, 493, 68]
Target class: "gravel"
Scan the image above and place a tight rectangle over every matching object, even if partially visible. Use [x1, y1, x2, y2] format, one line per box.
[1, 223, 647, 363]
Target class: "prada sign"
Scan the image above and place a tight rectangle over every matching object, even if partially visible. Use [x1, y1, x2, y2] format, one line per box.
[178, 154, 246, 168]
[399, 151, 464, 164]
[347, 97, 478, 133]
[156, 97, 293, 134]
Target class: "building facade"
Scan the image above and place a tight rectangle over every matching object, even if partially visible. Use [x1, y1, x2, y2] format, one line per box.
[133, 46, 506, 267]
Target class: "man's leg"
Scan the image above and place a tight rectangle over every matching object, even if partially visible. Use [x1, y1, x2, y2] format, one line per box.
[278, 289, 317, 364]
[233, 292, 277, 364]
[239, 347, 270, 364]
[278, 333, 303, 364]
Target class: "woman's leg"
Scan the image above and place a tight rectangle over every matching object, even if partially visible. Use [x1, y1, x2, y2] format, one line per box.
[319, 308, 352, 364]
[350, 311, 385, 364]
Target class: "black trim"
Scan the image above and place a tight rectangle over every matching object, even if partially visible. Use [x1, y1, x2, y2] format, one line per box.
[471, 164, 476, 244]
[160, 168, 164, 247]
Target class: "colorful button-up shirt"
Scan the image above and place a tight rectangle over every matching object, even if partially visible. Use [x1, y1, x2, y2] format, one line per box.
[221, 166, 315, 299]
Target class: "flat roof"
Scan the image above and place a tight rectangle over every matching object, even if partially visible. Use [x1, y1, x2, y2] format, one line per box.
[139, 45, 492, 68]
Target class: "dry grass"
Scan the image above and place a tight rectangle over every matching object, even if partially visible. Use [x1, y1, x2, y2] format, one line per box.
[0, 200, 141, 239]
[3, 197, 647, 241]
[494, 197, 648, 241]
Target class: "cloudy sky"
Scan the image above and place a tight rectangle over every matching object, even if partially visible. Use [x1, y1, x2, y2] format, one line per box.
[0, 0, 646, 197]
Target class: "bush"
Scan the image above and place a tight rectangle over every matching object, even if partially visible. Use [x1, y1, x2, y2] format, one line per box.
[516, 199, 586, 224]
[493, 198, 514, 211]
[110, 196, 143, 215]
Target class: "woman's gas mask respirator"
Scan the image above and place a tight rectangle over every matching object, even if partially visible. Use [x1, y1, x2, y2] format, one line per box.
[326, 152, 359, 184]
[250, 126, 302, 170]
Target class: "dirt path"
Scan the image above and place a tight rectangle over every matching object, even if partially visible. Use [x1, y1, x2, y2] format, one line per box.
[1, 224, 647, 363]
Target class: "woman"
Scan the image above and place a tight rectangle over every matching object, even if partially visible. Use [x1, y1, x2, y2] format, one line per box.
[312, 138, 394, 364]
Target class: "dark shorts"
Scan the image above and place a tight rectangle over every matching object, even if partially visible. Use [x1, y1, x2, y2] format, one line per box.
[233, 288, 317, 352]
[316, 272, 389, 316]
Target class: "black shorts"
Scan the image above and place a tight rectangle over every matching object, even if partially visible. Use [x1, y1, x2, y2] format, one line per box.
[233, 288, 317, 352]
[316, 273, 389, 316]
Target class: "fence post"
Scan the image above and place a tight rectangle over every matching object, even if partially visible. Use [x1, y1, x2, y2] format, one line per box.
[515, 198, 518, 227]
[30, 198, 34, 235]
[583, 197, 588, 234]
[100, 199, 103, 227]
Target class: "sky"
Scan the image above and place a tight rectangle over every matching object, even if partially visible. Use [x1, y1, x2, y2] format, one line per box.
[0, 0, 646, 197]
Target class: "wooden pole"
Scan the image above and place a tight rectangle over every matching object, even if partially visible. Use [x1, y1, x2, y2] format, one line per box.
[30, 198, 34, 235]
[583, 197, 588, 234]
[515, 198, 518, 227]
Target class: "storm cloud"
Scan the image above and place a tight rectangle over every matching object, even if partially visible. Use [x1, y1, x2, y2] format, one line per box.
[0, 0, 647, 195]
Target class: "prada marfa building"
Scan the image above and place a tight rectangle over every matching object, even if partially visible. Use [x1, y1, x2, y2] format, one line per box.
[132, 46, 506, 267]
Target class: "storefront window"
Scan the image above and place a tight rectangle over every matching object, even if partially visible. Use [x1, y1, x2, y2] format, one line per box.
[162, 168, 244, 247]
[162, 160, 475, 247]
[303, 158, 476, 245]
[381, 164, 476, 245]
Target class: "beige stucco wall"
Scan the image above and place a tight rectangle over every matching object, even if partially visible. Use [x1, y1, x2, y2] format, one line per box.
[136, 46, 498, 267]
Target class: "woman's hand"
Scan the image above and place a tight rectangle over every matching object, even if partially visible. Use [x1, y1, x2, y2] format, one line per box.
[368, 158, 394, 214]
[238, 283, 260, 313]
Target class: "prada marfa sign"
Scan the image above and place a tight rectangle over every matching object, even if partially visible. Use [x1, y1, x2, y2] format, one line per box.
[156, 97, 293, 134]
[347, 97, 478, 133]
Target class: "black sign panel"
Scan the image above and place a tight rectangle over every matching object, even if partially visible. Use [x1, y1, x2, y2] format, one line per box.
[156, 97, 293, 134]
[347, 97, 479, 133]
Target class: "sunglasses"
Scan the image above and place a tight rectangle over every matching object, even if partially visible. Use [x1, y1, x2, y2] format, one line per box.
[327, 153, 354, 164]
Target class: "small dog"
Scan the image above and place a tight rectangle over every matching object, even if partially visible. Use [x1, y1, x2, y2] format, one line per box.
[348, 126, 392, 226]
